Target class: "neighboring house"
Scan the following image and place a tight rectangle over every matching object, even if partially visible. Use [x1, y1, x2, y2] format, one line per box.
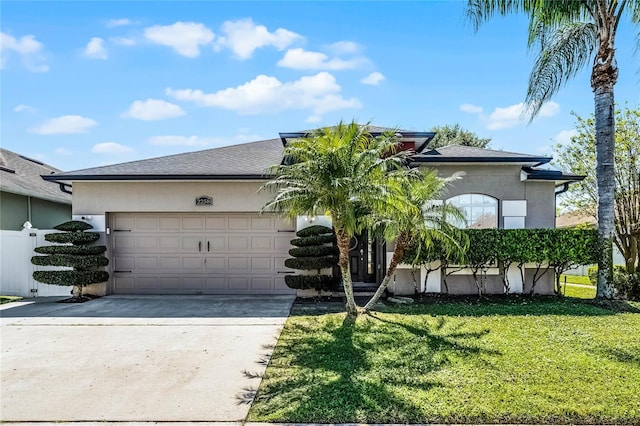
[0, 148, 71, 230]
[43, 128, 583, 297]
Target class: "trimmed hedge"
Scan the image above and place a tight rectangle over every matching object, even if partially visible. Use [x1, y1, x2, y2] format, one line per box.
[45, 231, 100, 245]
[54, 220, 94, 232]
[296, 225, 333, 238]
[284, 274, 338, 290]
[33, 270, 109, 286]
[285, 256, 338, 270]
[289, 245, 338, 257]
[291, 234, 336, 247]
[34, 245, 107, 255]
[32, 254, 109, 268]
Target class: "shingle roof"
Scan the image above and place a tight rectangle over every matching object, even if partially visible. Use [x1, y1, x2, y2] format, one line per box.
[413, 145, 552, 165]
[48, 138, 284, 181]
[0, 148, 71, 204]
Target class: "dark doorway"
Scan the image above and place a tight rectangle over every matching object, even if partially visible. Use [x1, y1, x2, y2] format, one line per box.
[349, 230, 386, 284]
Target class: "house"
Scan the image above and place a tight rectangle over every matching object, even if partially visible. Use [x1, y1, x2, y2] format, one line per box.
[0, 148, 72, 230]
[43, 128, 583, 296]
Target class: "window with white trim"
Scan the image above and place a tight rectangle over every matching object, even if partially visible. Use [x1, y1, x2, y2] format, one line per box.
[447, 194, 498, 229]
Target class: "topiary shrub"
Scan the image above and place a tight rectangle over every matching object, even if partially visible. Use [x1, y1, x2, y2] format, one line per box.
[284, 225, 339, 291]
[31, 220, 109, 300]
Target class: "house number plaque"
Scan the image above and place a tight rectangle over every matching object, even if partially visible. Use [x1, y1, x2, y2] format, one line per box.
[195, 196, 213, 206]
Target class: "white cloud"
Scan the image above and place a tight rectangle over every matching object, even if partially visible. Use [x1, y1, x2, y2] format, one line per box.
[0, 31, 49, 72]
[84, 37, 107, 59]
[166, 72, 361, 120]
[460, 103, 483, 114]
[553, 129, 578, 146]
[14, 104, 35, 113]
[485, 101, 560, 130]
[214, 18, 302, 59]
[325, 41, 360, 55]
[92, 142, 133, 154]
[122, 98, 185, 121]
[106, 18, 132, 28]
[148, 131, 261, 147]
[277, 48, 367, 70]
[55, 147, 73, 155]
[30, 115, 97, 135]
[144, 21, 214, 57]
[111, 37, 136, 46]
[360, 72, 385, 86]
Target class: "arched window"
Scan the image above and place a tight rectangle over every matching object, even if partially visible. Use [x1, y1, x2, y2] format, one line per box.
[447, 194, 498, 229]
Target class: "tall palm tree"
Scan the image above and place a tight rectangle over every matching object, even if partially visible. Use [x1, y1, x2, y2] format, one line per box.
[362, 169, 467, 311]
[261, 121, 410, 316]
[466, 0, 640, 298]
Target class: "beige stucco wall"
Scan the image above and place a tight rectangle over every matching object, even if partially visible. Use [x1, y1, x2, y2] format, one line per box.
[72, 181, 270, 215]
[428, 164, 557, 228]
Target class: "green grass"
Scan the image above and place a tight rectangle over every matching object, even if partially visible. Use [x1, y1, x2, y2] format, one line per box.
[560, 274, 593, 285]
[0, 296, 22, 305]
[249, 298, 640, 424]
[563, 283, 597, 299]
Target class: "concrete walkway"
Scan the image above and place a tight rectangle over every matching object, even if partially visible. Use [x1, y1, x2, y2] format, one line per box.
[0, 295, 295, 422]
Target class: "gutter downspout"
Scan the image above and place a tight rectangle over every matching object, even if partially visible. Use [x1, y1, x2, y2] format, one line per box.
[58, 182, 72, 195]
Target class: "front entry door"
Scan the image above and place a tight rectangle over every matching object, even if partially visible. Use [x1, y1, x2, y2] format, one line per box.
[349, 231, 385, 284]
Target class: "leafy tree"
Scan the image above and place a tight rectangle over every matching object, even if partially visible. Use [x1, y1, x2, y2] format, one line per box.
[31, 220, 109, 300]
[466, 0, 640, 299]
[429, 123, 491, 149]
[262, 121, 412, 316]
[555, 106, 640, 273]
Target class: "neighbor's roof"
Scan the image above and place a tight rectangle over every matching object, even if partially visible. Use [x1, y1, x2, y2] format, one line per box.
[0, 148, 72, 204]
[412, 145, 552, 166]
[556, 210, 597, 228]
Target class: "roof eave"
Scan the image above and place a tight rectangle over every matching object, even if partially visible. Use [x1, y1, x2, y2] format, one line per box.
[42, 173, 270, 184]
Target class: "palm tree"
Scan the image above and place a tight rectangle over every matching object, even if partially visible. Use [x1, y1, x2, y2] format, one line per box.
[261, 121, 410, 316]
[466, 0, 640, 298]
[362, 169, 467, 311]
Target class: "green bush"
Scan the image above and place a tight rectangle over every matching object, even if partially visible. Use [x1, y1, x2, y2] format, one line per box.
[291, 234, 336, 247]
[613, 271, 640, 301]
[588, 265, 599, 286]
[285, 256, 338, 270]
[32, 255, 109, 269]
[33, 270, 109, 286]
[34, 245, 107, 255]
[54, 220, 94, 232]
[284, 274, 338, 290]
[45, 231, 100, 245]
[289, 245, 338, 257]
[296, 225, 333, 237]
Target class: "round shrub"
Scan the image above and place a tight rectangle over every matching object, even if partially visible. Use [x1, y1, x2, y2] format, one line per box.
[32, 255, 109, 269]
[289, 245, 338, 258]
[285, 256, 338, 270]
[33, 270, 109, 286]
[284, 274, 338, 290]
[291, 234, 336, 247]
[54, 220, 94, 232]
[35, 245, 107, 255]
[296, 225, 333, 238]
[45, 231, 100, 245]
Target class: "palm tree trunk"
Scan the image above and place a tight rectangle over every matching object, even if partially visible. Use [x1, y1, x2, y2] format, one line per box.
[363, 233, 409, 311]
[336, 230, 358, 316]
[593, 86, 616, 299]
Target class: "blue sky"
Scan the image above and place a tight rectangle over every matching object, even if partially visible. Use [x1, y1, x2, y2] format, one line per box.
[2, 1, 638, 172]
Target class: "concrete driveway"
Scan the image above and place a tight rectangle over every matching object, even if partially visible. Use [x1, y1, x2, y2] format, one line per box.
[0, 295, 295, 422]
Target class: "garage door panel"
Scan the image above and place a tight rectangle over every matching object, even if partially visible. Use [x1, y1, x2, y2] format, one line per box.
[111, 213, 296, 295]
[228, 236, 249, 250]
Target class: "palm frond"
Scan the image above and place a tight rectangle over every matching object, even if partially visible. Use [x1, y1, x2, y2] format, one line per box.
[524, 21, 597, 119]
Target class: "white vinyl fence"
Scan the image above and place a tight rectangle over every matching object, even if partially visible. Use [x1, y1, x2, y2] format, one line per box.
[0, 228, 71, 297]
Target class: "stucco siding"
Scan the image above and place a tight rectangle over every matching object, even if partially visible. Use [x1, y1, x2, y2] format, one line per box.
[1, 192, 29, 230]
[524, 181, 556, 228]
[30, 198, 73, 229]
[0, 191, 71, 230]
[72, 181, 270, 215]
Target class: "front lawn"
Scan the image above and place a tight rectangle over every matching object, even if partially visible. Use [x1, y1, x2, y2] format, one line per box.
[0, 295, 22, 305]
[563, 283, 596, 299]
[249, 298, 640, 424]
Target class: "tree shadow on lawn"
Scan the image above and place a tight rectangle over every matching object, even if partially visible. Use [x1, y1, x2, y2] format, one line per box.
[247, 313, 500, 423]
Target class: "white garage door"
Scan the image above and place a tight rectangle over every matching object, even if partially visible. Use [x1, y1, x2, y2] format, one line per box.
[110, 213, 296, 294]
